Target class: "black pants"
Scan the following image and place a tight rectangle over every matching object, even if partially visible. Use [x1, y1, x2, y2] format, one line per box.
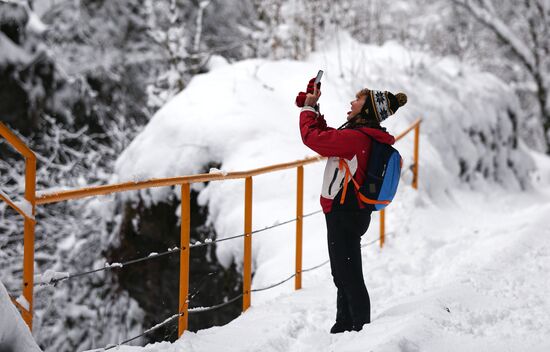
[325, 209, 372, 326]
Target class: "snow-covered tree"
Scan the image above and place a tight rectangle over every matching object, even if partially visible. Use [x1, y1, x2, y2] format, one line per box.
[451, 0, 550, 151]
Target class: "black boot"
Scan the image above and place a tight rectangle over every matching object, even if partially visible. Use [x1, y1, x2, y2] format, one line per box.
[330, 320, 353, 334]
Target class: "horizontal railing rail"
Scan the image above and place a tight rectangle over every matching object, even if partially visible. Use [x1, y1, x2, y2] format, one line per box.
[35, 156, 325, 205]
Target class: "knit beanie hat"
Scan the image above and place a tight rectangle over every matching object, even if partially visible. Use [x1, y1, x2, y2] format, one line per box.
[360, 89, 407, 122]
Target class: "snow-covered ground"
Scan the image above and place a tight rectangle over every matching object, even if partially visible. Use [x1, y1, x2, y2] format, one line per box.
[108, 148, 550, 351]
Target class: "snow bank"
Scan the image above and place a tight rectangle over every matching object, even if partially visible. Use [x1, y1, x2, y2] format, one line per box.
[115, 33, 533, 295]
[0, 281, 42, 352]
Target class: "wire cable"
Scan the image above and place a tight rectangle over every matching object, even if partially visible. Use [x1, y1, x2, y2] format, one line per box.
[37, 209, 324, 286]
[188, 294, 243, 314]
[251, 273, 296, 293]
[101, 312, 183, 351]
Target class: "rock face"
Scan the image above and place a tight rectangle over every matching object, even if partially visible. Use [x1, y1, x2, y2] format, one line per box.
[108, 182, 243, 342]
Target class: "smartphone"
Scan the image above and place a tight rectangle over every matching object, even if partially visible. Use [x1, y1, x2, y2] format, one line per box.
[314, 70, 323, 85]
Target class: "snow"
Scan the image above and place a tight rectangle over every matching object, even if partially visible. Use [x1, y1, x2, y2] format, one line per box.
[15, 295, 30, 311]
[0, 188, 35, 219]
[0, 31, 31, 66]
[0, 189, 11, 202]
[26, 9, 48, 34]
[454, 0, 536, 70]
[14, 198, 34, 219]
[206, 55, 229, 71]
[109, 33, 549, 351]
[34, 270, 70, 285]
[105, 262, 124, 268]
[209, 167, 228, 176]
[0, 281, 42, 351]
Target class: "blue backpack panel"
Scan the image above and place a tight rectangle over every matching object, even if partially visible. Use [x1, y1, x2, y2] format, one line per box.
[356, 131, 402, 211]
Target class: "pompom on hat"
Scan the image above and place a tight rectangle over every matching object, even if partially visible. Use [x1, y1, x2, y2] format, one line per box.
[360, 89, 407, 122]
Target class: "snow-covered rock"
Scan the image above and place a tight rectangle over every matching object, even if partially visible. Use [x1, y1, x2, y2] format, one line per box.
[0, 280, 42, 352]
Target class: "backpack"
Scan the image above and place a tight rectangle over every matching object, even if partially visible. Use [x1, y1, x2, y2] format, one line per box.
[338, 130, 402, 211]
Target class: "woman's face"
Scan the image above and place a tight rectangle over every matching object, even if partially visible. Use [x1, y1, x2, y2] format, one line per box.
[347, 94, 367, 121]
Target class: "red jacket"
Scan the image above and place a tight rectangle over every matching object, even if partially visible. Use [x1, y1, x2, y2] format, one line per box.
[299, 107, 396, 213]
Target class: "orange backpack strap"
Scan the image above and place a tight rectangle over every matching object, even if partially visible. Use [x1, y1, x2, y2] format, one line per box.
[338, 158, 392, 206]
[338, 159, 350, 204]
[357, 193, 391, 205]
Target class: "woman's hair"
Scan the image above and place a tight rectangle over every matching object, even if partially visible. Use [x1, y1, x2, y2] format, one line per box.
[356, 88, 370, 98]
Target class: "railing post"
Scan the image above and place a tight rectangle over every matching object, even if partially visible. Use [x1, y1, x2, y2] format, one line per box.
[178, 183, 190, 336]
[412, 122, 420, 190]
[243, 177, 253, 311]
[379, 209, 385, 248]
[22, 156, 36, 330]
[295, 166, 303, 290]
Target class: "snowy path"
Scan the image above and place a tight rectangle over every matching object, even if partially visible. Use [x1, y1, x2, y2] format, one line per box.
[117, 177, 550, 352]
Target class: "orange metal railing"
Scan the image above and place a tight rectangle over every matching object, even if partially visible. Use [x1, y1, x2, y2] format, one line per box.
[0, 118, 421, 336]
[0, 122, 36, 331]
[178, 183, 190, 335]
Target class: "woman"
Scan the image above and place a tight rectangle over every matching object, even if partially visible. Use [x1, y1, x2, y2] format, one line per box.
[298, 81, 407, 333]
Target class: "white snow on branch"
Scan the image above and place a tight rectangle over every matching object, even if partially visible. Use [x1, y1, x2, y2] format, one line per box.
[453, 0, 536, 70]
[26, 10, 47, 34]
[193, 0, 211, 53]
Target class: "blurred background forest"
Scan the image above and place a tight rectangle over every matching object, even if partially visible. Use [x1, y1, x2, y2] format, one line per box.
[1, 0, 548, 351]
